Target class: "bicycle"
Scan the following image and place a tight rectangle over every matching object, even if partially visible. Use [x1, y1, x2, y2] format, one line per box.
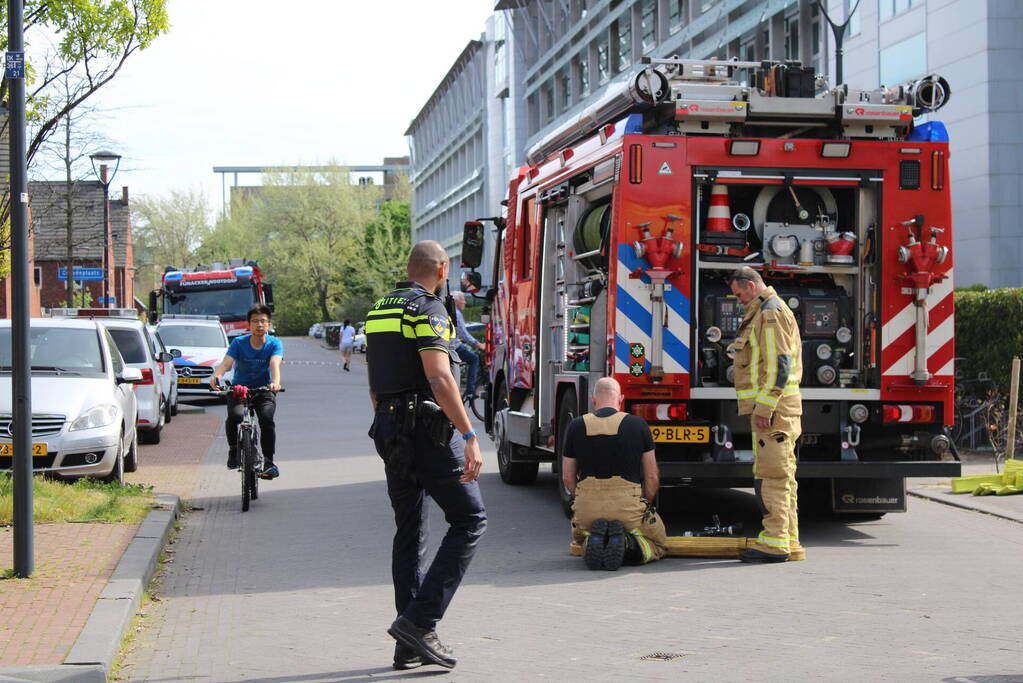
[216, 383, 284, 512]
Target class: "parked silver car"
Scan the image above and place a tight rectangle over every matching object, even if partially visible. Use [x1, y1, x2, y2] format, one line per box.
[0, 318, 142, 483]
[148, 324, 180, 421]
[156, 317, 232, 399]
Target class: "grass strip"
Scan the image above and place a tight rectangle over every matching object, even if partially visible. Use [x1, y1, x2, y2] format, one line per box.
[0, 473, 154, 525]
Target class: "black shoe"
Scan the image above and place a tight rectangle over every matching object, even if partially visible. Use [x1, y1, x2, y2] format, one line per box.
[584, 518, 609, 570]
[603, 520, 626, 571]
[259, 464, 279, 480]
[392, 643, 423, 670]
[227, 448, 238, 470]
[739, 548, 790, 564]
[344, 363, 350, 371]
[388, 616, 457, 669]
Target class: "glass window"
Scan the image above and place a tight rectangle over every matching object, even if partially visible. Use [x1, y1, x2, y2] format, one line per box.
[0, 326, 105, 373]
[641, 0, 657, 52]
[844, 0, 861, 37]
[701, 0, 717, 12]
[577, 53, 589, 96]
[543, 83, 555, 122]
[879, 32, 926, 85]
[617, 20, 631, 73]
[880, 0, 917, 21]
[164, 287, 255, 321]
[597, 37, 610, 83]
[669, 0, 686, 34]
[519, 198, 535, 280]
[560, 69, 572, 112]
[105, 330, 123, 374]
[107, 328, 149, 364]
[156, 324, 228, 349]
[741, 39, 755, 62]
[785, 15, 799, 61]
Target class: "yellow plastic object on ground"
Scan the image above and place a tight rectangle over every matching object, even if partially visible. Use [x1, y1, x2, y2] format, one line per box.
[951, 458, 1023, 496]
[570, 536, 805, 561]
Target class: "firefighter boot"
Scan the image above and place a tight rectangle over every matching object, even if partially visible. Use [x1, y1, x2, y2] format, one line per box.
[603, 520, 627, 571]
[584, 519, 609, 570]
[750, 425, 797, 559]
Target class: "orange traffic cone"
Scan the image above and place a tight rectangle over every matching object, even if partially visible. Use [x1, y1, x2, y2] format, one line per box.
[706, 183, 733, 233]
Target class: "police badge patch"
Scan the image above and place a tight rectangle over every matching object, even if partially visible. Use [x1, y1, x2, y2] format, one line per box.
[429, 314, 449, 337]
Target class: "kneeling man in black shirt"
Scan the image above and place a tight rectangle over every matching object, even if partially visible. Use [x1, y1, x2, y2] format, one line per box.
[562, 377, 668, 570]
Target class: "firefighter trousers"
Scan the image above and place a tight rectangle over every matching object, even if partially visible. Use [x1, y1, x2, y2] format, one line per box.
[751, 413, 801, 555]
[570, 476, 667, 563]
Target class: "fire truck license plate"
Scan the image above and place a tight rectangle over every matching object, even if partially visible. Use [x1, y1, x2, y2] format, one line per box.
[178, 377, 203, 385]
[650, 426, 710, 443]
[0, 443, 48, 456]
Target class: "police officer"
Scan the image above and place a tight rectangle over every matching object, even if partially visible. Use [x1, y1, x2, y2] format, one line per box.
[366, 240, 486, 670]
[727, 267, 804, 563]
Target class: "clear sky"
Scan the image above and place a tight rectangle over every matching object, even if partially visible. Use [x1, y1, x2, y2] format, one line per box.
[87, 0, 495, 212]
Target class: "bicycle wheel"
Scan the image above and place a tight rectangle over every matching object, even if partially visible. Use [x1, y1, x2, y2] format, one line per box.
[466, 388, 484, 422]
[240, 428, 255, 512]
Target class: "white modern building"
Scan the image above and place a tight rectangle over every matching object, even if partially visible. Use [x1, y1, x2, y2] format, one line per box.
[406, 0, 1022, 287]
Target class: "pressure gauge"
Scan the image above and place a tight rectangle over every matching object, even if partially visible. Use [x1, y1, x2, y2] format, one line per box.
[816, 365, 837, 385]
[787, 297, 800, 310]
[705, 326, 723, 344]
[836, 326, 853, 344]
[816, 343, 833, 361]
[725, 364, 735, 385]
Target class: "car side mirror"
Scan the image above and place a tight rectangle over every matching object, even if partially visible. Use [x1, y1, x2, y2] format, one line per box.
[168, 348, 182, 358]
[118, 367, 144, 384]
[157, 351, 174, 363]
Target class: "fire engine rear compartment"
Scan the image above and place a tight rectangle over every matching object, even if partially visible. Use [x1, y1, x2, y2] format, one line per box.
[520, 146, 958, 513]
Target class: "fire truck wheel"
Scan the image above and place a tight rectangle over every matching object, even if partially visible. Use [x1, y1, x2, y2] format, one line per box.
[495, 380, 539, 486]
[555, 391, 578, 518]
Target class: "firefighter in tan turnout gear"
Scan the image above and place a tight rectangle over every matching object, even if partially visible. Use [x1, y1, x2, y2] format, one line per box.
[562, 377, 668, 570]
[727, 267, 804, 563]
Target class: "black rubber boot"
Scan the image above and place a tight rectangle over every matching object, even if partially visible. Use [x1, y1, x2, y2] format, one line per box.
[584, 519, 609, 570]
[603, 520, 626, 571]
[739, 548, 790, 564]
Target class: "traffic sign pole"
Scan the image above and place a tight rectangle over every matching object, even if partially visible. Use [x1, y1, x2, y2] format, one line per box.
[8, 0, 34, 577]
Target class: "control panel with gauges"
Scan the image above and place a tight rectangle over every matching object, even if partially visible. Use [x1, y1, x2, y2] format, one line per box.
[697, 278, 855, 388]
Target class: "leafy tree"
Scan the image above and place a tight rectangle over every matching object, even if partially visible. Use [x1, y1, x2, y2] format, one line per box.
[131, 187, 213, 294]
[0, 0, 169, 260]
[198, 166, 412, 335]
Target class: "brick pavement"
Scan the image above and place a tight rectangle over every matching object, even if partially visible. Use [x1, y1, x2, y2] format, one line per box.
[0, 407, 221, 668]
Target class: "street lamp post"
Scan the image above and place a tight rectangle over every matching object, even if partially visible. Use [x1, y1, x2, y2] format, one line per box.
[89, 150, 121, 308]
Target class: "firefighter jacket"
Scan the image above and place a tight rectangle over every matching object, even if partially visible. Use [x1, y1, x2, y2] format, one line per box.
[730, 286, 803, 419]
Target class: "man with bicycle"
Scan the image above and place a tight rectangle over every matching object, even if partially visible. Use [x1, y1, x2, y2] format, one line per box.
[367, 241, 486, 671]
[450, 291, 484, 400]
[210, 304, 284, 479]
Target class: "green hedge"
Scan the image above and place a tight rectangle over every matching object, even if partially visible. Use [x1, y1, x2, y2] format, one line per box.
[954, 288, 1023, 393]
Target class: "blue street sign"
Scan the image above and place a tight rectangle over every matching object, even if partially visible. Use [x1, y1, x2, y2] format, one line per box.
[4, 51, 24, 79]
[58, 267, 104, 281]
[99, 296, 117, 305]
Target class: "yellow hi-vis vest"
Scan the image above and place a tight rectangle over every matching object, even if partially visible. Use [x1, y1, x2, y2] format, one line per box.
[729, 286, 803, 419]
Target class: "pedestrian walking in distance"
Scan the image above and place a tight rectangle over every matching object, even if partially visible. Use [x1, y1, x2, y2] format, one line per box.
[339, 319, 356, 371]
[365, 239, 486, 670]
[727, 267, 804, 563]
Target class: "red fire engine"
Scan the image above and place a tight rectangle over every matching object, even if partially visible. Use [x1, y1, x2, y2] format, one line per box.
[148, 259, 274, 337]
[460, 58, 959, 515]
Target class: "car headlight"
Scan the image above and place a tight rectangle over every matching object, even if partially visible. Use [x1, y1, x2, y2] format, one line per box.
[69, 404, 119, 431]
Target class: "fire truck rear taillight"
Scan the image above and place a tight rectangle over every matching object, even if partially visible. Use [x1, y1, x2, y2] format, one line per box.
[728, 139, 760, 156]
[882, 404, 936, 423]
[628, 144, 642, 184]
[931, 150, 945, 190]
[630, 403, 687, 422]
[138, 368, 155, 386]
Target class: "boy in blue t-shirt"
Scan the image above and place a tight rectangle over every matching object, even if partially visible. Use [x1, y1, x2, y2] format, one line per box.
[211, 304, 284, 479]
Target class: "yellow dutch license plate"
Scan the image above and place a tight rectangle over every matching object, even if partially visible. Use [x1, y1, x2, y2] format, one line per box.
[650, 425, 710, 444]
[178, 377, 203, 385]
[0, 443, 48, 456]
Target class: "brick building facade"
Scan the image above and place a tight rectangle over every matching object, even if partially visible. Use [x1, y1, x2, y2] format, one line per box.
[29, 181, 133, 310]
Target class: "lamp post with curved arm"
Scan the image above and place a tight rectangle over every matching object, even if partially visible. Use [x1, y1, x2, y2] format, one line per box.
[89, 150, 122, 308]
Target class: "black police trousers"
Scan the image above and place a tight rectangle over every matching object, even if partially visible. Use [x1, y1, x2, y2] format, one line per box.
[226, 392, 277, 464]
[371, 408, 487, 630]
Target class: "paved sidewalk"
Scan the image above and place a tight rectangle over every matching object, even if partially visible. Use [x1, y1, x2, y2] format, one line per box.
[908, 451, 1023, 523]
[0, 408, 220, 669]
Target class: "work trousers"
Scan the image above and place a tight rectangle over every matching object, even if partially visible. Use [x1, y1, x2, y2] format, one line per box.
[371, 409, 487, 630]
[454, 343, 480, 396]
[751, 413, 801, 555]
[570, 476, 667, 563]
[226, 393, 277, 464]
